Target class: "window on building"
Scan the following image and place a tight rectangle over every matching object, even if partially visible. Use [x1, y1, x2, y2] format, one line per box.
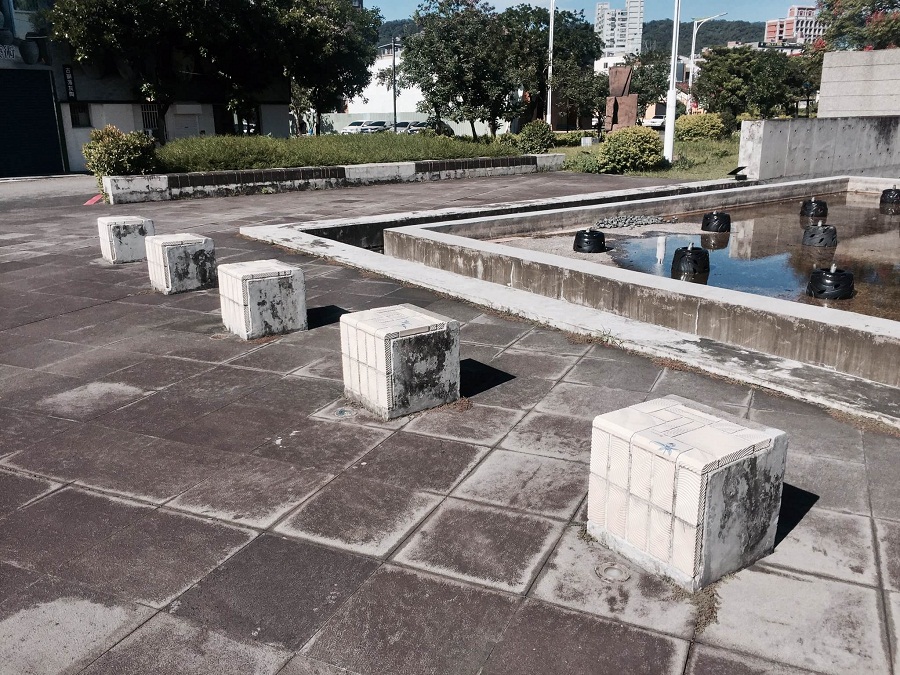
[69, 102, 91, 128]
[140, 103, 167, 139]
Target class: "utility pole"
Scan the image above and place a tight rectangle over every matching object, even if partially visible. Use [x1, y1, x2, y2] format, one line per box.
[392, 37, 398, 131]
[663, 0, 681, 162]
[546, 0, 556, 128]
[688, 13, 726, 113]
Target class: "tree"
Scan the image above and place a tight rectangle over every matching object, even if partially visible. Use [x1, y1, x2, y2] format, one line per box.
[280, 1, 381, 135]
[400, 0, 519, 138]
[499, 4, 604, 125]
[50, 0, 285, 139]
[623, 51, 669, 113]
[694, 46, 755, 125]
[747, 50, 805, 118]
[641, 19, 766, 54]
[817, 0, 900, 50]
[551, 58, 609, 129]
[377, 18, 418, 45]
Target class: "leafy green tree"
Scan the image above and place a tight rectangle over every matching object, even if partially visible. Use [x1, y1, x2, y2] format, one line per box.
[694, 46, 755, 125]
[551, 58, 609, 129]
[624, 51, 669, 113]
[499, 4, 604, 125]
[377, 18, 418, 44]
[50, 0, 284, 138]
[747, 50, 805, 118]
[641, 19, 766, 54]
[280, 0, 381, 135]
[817, 0, 900, 50]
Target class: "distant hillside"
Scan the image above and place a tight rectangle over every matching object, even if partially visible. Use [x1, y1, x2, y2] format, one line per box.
[641, 19, 766, 54]
[377, 19, 417, 45]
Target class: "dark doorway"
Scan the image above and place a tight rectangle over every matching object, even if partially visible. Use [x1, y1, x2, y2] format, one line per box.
[0, 69, 65, 177]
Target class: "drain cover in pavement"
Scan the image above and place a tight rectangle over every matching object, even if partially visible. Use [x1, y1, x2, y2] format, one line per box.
[595, 562, 631, 583]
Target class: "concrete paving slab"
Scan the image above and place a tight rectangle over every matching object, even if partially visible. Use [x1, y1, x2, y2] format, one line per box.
[460, 321, 531, 348]
[82, 612, 291, 675]
[163, 401, 300, 454]
[453, 449, 587, 519]
[32, 380, 152, 421]
[749, 408, 865, 463]
[280, 655, 361, 675]
[481, 599, 690, 675]
[764, 507, 878, 585]
[169, 456, 332, 529]
[534, 381, 648, 419]
[512, 328, 593, 357]
[0, 338, 94, 369]
[651, 369, 753, 408]
[784, 453, 870, 515]
[0, 471, 59, 518]
[59, 509, 254, 608]
[304, 566, 518, 675]
[0, 561, 42, 604]
[310, 398, 411, 430]
[394, 498, 563, 593]
[0, 576, 155, 675]
[402, 404, 526, 446]
[253, 418, 391, 471]
[750, 390, 831, 417]
[227, 344, 334, 374]
[699, 567, 890, 674]
[686, 644, 820, 674]
[102, 356, 213, 390]
[487, 348, 580, 381]
[499, 411, 592, 462]
[865, 433, 900, 521]
[275, 475, 441, 557]
[347, 431, 488, 494]
[563, 355, 663, 393]
[875, 518, 900, 592]
[531, 526, 697, 638]
[246, 375, 343, 415]
[464, 373, 555, 410]
[0, 406, 78, 459]
[171, 535, 378, 651]
[0, 488, 150, 572]
[889, 591, 900, 670]
[37, 347, 150, 380]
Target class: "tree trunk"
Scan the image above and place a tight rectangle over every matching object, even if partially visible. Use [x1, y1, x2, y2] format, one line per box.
[155, 102, 172, 145]
[316, 110, 322, 136]
[469, 119, 477, 140]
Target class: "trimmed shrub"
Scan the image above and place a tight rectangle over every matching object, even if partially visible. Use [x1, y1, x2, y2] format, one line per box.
[674, 113, 726, 141]
[497, 132, 520, 152]
[155, 133, 516, 173]
[599, 126, 666, 173]
[563, 151, 608, 173]
[83, 125, 157, 190]
[517, 120, 555, 154]
[553, 130, 599, 147]
[736, 112, 758, 126]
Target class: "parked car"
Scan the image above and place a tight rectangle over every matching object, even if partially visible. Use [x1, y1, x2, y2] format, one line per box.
[339, 121, 368, 134]
[406, 120, 455, 137]
[645, 115, 666, 129]
[360, 120, 389, 133]
[390, 121, 412, 133]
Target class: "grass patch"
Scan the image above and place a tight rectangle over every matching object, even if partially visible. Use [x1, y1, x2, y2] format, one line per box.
[156, 134, 517, 173]
[558, 135, 740, 182]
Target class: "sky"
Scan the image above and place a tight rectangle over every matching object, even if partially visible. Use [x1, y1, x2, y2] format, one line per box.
[372, 0, 792, 24]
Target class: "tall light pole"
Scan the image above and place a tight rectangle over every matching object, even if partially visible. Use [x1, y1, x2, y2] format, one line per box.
[546, 0, 556, 127]
[688, 12, 726, 113]
[662, 0, 681, 162]
[391, 37, 398, 131]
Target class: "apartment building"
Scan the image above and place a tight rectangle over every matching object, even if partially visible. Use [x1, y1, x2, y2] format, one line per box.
[764, 5, 825, 44]
[595, 0, 644, 57]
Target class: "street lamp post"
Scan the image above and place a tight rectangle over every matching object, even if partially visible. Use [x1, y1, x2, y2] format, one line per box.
[546, 0, 556, 128]
[688, 12, 726, 113]
[662, 0, 682, 162]
[377, 39, 400, 131]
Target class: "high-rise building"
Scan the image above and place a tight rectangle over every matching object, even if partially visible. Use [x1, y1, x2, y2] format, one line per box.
[595, 0, 643, 56]
[764, 6, 824, 44]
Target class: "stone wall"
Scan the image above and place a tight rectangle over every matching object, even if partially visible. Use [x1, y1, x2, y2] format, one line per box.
[819, 50, 900, 118]
[738, 117, 900, 181]
[102, 154, 566, 204]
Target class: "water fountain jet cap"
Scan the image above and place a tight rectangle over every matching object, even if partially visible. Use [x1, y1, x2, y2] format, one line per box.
[830, 263, 837, 273]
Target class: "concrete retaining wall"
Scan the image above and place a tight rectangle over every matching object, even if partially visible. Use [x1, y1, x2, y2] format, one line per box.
[738, 117, 900, 181]
[819, 50, 900, 118]
[381, 176, 900, 388]
[101, 154, 565, 204]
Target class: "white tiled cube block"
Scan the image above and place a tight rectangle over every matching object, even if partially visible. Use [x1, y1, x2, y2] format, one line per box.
[218, 260, 307, 340]
[145, 234, 217, 295]
[339, 304, 460, 420]
[98, 216, 155, 263]
[587, 395, 787, 592]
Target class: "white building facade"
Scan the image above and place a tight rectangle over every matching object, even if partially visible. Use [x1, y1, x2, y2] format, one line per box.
[764, 6, 825, 44]
[595, 0, 643, 56]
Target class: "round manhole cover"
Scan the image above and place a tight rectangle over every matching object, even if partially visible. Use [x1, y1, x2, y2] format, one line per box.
[595, 562, 631, 583]
[333, 407, 358, 419]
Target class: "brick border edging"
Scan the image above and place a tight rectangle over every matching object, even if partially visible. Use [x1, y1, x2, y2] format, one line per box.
[101, 154, 565, 204]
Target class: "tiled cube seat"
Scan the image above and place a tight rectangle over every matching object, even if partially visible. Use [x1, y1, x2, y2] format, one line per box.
[145, 234, 217, 295]
[218, 260, 307, 339]
[588, 395, 787, 592]
[340, 304, 460, 421]
[98, 216, 155, 263]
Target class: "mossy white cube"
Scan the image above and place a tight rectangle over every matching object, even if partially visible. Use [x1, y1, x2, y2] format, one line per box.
[98, 216, 155, 263]
[218, 260, 307, 340]
[340, 304, 460, 421]
[587, 395, 787, 592]
[145, 234, 217, 295]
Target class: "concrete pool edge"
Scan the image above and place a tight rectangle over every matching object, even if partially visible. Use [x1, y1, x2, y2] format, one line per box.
[239, 225, 900, 430]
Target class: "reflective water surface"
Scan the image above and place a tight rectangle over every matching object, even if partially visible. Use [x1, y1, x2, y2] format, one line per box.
[607, 194, 900, 321]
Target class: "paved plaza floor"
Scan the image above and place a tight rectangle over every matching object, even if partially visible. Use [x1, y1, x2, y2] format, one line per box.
[0, 174, 898, 674]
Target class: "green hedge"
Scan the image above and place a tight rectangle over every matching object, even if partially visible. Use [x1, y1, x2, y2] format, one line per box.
[83, 126, 158, 190]
[156, 134, 515, 173]
[516, 120, 555, 154]
[600, 126, 667, 173]
[674, 113, 726, 141]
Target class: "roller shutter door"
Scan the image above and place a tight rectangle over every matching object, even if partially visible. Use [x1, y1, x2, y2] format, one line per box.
[0, 69, 65, 177]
